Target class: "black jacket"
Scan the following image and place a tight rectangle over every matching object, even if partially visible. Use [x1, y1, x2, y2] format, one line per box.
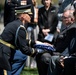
[4, 0, 17, 26]
[38, 5, 58, 41]
[54, 23, 76, 54]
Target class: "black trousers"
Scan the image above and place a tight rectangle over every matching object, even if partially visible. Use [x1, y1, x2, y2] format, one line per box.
[64, 57, 76, 75]
[48, 56, 63, 75]
[36, 53, 52, 75]
[0, 68, 4, 75]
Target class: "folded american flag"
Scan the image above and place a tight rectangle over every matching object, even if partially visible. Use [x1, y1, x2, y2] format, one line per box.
[34, 44, 56, 51]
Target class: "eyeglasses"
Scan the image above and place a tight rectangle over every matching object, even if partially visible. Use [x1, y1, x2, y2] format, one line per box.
[62, 16, 71, 19]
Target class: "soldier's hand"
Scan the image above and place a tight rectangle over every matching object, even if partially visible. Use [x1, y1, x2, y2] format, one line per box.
[31, 48, 38, 58]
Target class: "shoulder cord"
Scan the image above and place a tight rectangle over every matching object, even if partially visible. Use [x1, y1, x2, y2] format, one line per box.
[15, 25, 27, 47]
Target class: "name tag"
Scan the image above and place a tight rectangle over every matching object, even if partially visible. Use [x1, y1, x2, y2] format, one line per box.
[21, 1, 27, 5]
[51, 10, 55, 12]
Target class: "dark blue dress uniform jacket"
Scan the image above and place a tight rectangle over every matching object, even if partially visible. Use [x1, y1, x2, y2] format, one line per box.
[0, 19, 34, 70]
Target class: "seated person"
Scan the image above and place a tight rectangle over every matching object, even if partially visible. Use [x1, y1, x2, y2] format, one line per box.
[44, 9, 75, 75]
[35, 9, 76, 75]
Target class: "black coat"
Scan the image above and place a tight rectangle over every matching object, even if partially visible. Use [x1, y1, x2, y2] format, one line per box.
[54, 23, 76, 54]
[38, 5, 58, 41]
[0, 19, 35, 70]
[4, 0, 17, 26]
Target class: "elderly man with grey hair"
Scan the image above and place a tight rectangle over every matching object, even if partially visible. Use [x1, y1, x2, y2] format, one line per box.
[57, 0, 76, 33]
[48, 9, 75, 75]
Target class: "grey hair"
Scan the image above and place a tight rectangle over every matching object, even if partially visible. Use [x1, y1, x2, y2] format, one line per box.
[63, 9, 74, 18]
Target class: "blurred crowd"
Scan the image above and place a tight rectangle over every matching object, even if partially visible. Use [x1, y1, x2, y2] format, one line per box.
[0, 0, 76, 75]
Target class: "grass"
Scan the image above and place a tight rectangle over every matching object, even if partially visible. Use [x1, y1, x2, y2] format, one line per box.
[21, 67, 38, 75]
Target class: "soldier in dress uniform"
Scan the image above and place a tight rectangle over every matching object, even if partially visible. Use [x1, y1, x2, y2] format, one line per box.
[0, 4, 37, 71]
[4, 0, 34, 75]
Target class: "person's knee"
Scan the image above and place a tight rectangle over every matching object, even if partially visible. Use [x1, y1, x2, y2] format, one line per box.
[41, 53, 51, 64]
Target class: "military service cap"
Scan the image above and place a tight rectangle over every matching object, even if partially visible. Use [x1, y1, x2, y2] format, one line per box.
[15, 4, 32, 15]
